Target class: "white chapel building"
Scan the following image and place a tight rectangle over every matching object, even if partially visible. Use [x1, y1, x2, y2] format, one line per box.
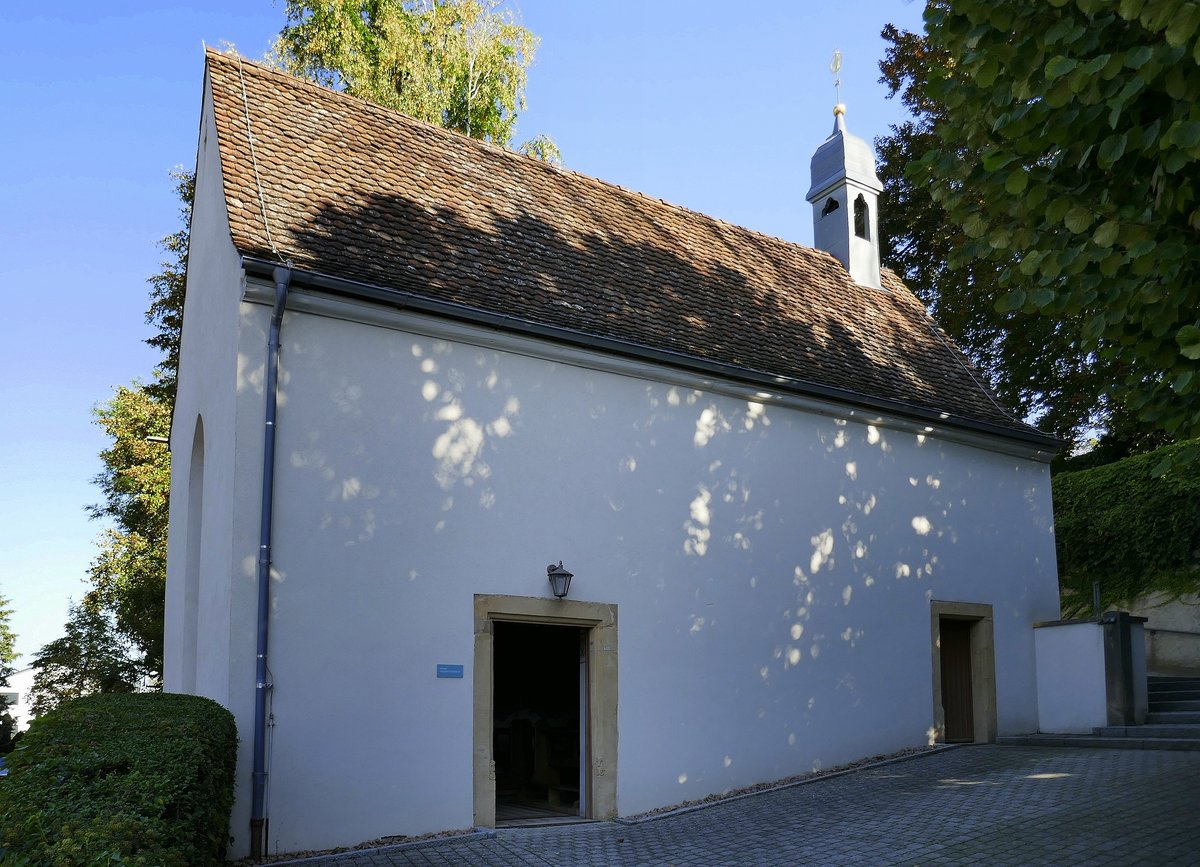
[164, 51, 1061, 859]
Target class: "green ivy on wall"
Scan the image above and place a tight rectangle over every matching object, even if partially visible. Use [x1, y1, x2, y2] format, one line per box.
[1054, 438, 1200, 615]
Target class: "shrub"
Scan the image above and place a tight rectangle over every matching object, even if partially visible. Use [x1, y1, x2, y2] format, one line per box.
[0, 693, 237, 866]
[1054, 438, 1200, 615]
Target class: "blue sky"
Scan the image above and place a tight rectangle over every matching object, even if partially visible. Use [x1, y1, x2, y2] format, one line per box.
[0, 1, 926, 665]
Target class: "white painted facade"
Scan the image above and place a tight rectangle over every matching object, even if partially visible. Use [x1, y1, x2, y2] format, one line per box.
[2, 666, 36, 733]
[1032, 622, 1107, 733]
[166, 72, 1062, 859]
[167, 282, 1061, 856]
[806, 110, 883, 289]
[1032, 618, 1150, 731]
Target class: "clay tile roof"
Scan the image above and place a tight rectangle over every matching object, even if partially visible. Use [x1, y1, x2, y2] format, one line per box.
[204, 49, 1048, 443]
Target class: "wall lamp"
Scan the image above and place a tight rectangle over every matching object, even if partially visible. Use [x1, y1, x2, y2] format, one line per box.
[547, 561, 574, 599]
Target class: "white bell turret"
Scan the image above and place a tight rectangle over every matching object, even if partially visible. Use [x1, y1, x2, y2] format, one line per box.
[805, 98, 884, 290]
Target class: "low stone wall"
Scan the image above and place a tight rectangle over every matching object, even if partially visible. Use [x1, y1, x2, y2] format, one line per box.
[1122, 592, 1200, 674]
[1145, 628, 1200, 675]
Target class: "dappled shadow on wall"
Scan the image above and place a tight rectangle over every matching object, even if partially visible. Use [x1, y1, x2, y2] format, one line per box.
[247, 186, 1056, 776]
[279, 185, 963, 416]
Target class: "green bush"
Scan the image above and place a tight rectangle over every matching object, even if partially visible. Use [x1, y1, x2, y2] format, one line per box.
[0, 693, 237, 866]
[1054, 438, 1200, 615]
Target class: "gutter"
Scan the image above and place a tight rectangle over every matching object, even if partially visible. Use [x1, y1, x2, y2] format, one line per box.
[250, 264, 291, 860]
[241, 255, 1062, 456]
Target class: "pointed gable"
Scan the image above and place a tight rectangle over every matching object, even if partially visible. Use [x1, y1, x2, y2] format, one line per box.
[204, 49, 1051, 446]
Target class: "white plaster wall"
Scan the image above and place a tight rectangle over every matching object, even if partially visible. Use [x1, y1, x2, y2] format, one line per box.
[3, 667, 36, 732]
[163, 73, 261, 857]
[1034, 622, 1107, 733]
[236, 302, 1060, 853]
[809, 180, 882, 288]
[166, 74, 241, 698]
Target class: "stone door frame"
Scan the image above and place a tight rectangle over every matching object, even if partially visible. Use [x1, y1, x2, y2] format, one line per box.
[929, 600, 997, 744]
[473, 594, 618, 827]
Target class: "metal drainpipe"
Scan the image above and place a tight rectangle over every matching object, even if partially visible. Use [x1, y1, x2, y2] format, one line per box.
[251, 264, 291, 860]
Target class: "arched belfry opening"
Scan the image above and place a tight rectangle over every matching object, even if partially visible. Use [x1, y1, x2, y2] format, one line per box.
[854, 194, 869, 240]
[805, 102, 883, 289]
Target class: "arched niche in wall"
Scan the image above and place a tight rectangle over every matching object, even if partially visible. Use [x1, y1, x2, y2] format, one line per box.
[182, 414, 205, 693]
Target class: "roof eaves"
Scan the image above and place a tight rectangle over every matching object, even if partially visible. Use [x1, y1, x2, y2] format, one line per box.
[241, 254, 1062, 456]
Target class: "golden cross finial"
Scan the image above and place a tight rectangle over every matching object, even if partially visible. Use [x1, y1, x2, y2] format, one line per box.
[830, 49, 846, 116]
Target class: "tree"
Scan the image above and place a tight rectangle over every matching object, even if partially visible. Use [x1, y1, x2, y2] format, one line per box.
[53, 172, 186, 685]
[0, 592, 15, 687]
[277, 0, 541, 147]
[877, 22, 1152, 451]
[28, 602, 143, 717]
[85, 384, 172, 675]
[1, 592, 21, 753]
[915, 1, 1200, 469]
[53, 7, 559, 695]
[0, 708, 16, 755]
[518, 133, 563, 167]
[143, 169, 193, 402]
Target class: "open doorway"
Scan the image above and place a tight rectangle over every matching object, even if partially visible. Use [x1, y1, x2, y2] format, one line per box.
[473, 594, 618, 828]
[493, 621, 587, 825]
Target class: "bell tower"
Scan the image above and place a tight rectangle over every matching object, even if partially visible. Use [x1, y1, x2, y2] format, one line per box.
[805, 52, 883, 289]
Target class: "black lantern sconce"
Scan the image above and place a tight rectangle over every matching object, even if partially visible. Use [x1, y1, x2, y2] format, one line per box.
[547, 561, 574, 599]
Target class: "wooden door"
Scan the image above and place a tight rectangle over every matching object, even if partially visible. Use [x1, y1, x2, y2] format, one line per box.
[940, 618, 975, 743]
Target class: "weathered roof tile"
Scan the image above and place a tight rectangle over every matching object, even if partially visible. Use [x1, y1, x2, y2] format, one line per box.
[206, 50, 1043, 441]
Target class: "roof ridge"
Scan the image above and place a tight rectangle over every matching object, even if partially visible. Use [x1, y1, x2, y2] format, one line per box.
[206, 47, 836, 265]
[206, 47, 501, 148]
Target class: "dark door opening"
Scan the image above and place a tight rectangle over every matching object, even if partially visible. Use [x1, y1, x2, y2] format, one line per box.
[940, 618, 975, 743]
[493, 621, 587, 824]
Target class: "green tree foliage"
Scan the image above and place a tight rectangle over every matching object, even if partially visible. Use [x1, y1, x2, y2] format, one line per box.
[277, 0, 540, 147]
[86, 384, 172, 673]
[0, 592, 15, 686]
[916, 1, 1200, 465]
[518, 132, 563, 167]
[0, 711, 17, 756]
[38, 175, 185, 695]
[0, 592, 16, 752]
[41, 7, 559, 701]
[1054, 438, 1200, 614]
[143, 168, 193, 402]
[877, 25, 1120, 447]
[29, 603, 144, 717]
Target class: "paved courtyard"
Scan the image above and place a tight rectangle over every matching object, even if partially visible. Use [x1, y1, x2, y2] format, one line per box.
[283, 746, 1200, 866]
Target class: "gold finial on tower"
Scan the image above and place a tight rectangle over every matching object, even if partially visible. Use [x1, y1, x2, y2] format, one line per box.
[830, 49, 846, 116]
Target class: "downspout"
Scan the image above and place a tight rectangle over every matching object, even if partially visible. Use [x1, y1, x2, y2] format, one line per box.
[251, 264, 291, 859]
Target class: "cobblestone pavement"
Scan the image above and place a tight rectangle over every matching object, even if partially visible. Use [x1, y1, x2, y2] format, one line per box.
[284, 746, 1200, 865]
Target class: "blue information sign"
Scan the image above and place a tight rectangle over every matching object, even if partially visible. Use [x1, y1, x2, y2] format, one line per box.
[436, 664, 464, 679]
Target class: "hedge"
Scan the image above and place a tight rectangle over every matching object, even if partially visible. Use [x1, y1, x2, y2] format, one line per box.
[1054, 438, 1200, 615]
[0, 693, 237, 866]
